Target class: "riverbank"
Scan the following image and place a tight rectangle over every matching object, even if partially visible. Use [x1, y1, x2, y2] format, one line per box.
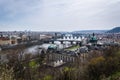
[0, 40, 43, 51]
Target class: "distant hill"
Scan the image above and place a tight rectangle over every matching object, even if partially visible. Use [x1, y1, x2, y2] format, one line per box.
[107, 27, 120, 33]
[73, 30, 107, 33]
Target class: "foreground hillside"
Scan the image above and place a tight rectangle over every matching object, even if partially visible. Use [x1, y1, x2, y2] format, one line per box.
[0, 46, 120, 80]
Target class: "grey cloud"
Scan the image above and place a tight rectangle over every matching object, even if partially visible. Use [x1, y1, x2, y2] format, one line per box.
[0, 0, 120, 31]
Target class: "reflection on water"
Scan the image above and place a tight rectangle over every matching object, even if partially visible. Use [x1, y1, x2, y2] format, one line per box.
[25, 42, 72, 54]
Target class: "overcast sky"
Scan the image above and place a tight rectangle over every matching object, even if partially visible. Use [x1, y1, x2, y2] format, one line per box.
[0, 0, 120, 31]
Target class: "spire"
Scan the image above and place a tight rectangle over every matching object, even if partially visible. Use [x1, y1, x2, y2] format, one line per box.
[93, 33, 95, 37]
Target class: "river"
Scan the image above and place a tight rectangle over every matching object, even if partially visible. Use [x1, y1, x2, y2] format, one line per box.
[25, 42, 72, 54]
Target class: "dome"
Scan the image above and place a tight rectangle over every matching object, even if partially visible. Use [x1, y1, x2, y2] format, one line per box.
[89, 36, 97, 43]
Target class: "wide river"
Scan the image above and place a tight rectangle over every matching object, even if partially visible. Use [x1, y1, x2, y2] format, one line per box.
[25, 42, 72, 54]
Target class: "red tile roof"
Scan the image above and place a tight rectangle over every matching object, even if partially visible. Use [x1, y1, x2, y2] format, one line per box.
[0, 37, 10, 40]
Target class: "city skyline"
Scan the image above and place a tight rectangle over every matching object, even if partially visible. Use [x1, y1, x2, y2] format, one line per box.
[0, 0, 120, 31]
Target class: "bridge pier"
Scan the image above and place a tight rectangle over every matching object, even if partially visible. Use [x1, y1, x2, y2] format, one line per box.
[79, 42, 82, 46]
[76, 41, 82, 46]
[60, 41, 63, 44]
[76, 42, 79, 45]
[70, 41, 73, 45]
[52, 41, 54, 44]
